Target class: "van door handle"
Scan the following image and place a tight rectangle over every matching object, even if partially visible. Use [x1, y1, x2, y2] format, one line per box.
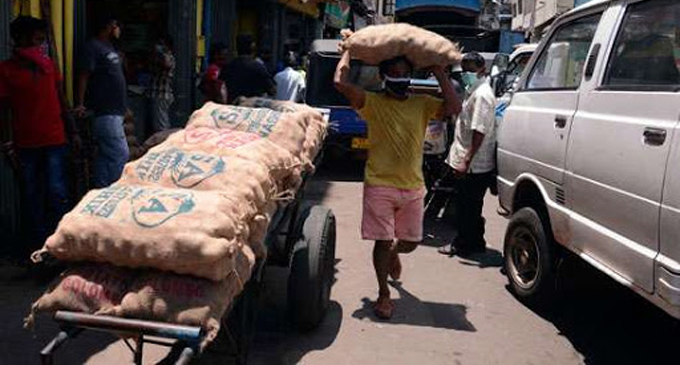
[554, 115, 568, 129]
[643, 128, 667, 146]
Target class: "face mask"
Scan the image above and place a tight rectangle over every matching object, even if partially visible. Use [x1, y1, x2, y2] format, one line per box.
[16, 45, 52, 72]
[461, 72, 479, 89]
[384, 76, 410, 97]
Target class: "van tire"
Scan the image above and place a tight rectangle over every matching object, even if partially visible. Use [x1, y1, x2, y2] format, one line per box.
[504, 207, 557, 305]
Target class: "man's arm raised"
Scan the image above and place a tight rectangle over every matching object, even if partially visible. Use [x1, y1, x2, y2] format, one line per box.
[432, 66, 461, 118]
[333, 51, 366, 110]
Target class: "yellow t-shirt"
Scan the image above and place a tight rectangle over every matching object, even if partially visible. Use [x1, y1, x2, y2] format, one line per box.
[359, 92, 443, 189]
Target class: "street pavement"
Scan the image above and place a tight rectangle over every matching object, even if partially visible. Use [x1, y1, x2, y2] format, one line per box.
[1, 159, 679, 364]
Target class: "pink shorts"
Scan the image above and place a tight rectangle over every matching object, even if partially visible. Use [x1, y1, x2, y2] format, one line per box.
[362, 185, 426, 242]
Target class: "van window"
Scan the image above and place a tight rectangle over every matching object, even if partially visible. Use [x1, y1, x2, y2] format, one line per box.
[526, 14, 601, 90]
[604, 0, 680, 90]
[509, 52, 532, 77]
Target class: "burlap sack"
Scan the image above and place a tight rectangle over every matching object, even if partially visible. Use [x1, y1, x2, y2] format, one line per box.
[159, 127, 302, 191]
[247, 202, 279, 258]
[226, 100, 328, 168]
[186, 103, 322, 165]
[120, 245, 255, 348]
[235, 97, 314, 113]
[303, 116, 328, 165]
[33, 184, 255, 281]
[339, 24, 462, 69]
[120, 147, 274, 210]
[25, 264, 132, 328]
[142, 128, 182, 152]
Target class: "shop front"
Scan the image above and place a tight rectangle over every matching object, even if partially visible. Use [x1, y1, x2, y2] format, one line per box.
[1, 0, 204, 248]
[80, 0, 200, 136]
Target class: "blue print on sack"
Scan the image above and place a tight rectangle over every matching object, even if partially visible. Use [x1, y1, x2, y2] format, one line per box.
[210, 106, 281, 137]
[170, 152, 226, 188]
[131, 189, 195, 228]
[252, 98, 296, 112]
[81, 185, 134, 218]
[135, 148, 226, 188]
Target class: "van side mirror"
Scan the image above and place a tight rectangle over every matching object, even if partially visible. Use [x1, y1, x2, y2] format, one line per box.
[492, 71, 509, 97]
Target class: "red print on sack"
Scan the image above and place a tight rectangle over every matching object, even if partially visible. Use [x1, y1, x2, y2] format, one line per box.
[184, 128, 220, 144]
[214, 130, 261, 149]
[184, 128, 260, 149]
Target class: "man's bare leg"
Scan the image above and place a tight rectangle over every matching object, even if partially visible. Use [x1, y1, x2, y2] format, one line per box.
[389, 240, 420, 281]
[373, 240, 395, 319]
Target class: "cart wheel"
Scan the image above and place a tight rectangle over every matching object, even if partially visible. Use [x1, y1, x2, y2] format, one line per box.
[288, 205, 336, 331]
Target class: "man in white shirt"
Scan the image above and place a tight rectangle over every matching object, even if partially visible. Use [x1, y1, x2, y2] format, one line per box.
[439, 52, 497, 257]
[274, 51, 306, 102]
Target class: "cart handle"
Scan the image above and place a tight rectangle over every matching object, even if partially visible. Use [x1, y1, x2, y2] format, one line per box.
[54, 311, 203, 343]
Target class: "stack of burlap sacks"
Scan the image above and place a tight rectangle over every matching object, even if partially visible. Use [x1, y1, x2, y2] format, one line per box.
[26, 99, 327, 348]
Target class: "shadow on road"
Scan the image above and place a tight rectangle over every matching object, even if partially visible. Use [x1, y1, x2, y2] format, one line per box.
[517, 256, 680, 365]
[0, 275, 118, 365]
[456, 249, 504, 269]
[352, 281, 476, 332]
[248, 300, 343, 365]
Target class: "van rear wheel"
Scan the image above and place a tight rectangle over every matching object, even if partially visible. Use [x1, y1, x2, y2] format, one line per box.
[504, 207, 557, 305]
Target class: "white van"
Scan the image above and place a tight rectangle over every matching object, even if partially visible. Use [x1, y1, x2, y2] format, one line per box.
[497, 0, 680, 318]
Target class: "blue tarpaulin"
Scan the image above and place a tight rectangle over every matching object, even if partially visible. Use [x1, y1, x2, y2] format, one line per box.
[395, 0, 480, 12]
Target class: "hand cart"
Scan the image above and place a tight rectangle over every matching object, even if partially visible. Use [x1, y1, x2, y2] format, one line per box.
[39, 116, 337, 365]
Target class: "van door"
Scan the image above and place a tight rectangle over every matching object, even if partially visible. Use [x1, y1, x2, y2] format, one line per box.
[498, 12, 602, 185]
[660, 122, 680, 305]
[567, 0, 680, 292]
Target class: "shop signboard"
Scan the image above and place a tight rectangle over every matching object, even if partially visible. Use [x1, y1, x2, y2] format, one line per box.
[325, 0, 351, 29]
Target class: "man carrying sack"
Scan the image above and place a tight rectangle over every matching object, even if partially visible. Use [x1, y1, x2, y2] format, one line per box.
[334, 50, 461, 319]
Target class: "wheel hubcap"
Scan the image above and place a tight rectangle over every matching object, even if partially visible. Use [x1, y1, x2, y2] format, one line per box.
[508, 226, 540, 290]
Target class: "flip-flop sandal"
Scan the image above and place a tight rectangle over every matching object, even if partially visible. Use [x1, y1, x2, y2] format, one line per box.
[437, 244, 456, 257]
[389, 252, 402, 281]
[373, 296, 395, 320]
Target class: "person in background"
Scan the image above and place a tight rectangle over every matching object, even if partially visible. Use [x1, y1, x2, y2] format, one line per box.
[274, 51, 306, 102]
[220, 35, 275, 103]
[200, 43, 229, 104]
[298, 54, 309, 82]
[335, 51, 461, 320]
[148, 34, 175, 133]
[75, 16, 128, 188]
[0, 16, 79, 258]
[439, 52, 498, 257]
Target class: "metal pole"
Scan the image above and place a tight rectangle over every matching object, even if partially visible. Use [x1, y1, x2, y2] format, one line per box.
[40, 328, 83, 365]
[54, 311, 203, 342]
[175, 347, 196, 365]
[134, 336, 143, 365]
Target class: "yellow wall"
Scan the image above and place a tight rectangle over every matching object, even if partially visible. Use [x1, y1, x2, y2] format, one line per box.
[13, 0, 41, 17]
[64, 0, 73, 103]
[50, 0, 63, 72]
[196, 0, 205, 73]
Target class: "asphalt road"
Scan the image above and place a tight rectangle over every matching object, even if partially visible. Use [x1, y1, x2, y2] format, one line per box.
[1, 159, 679, 364]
